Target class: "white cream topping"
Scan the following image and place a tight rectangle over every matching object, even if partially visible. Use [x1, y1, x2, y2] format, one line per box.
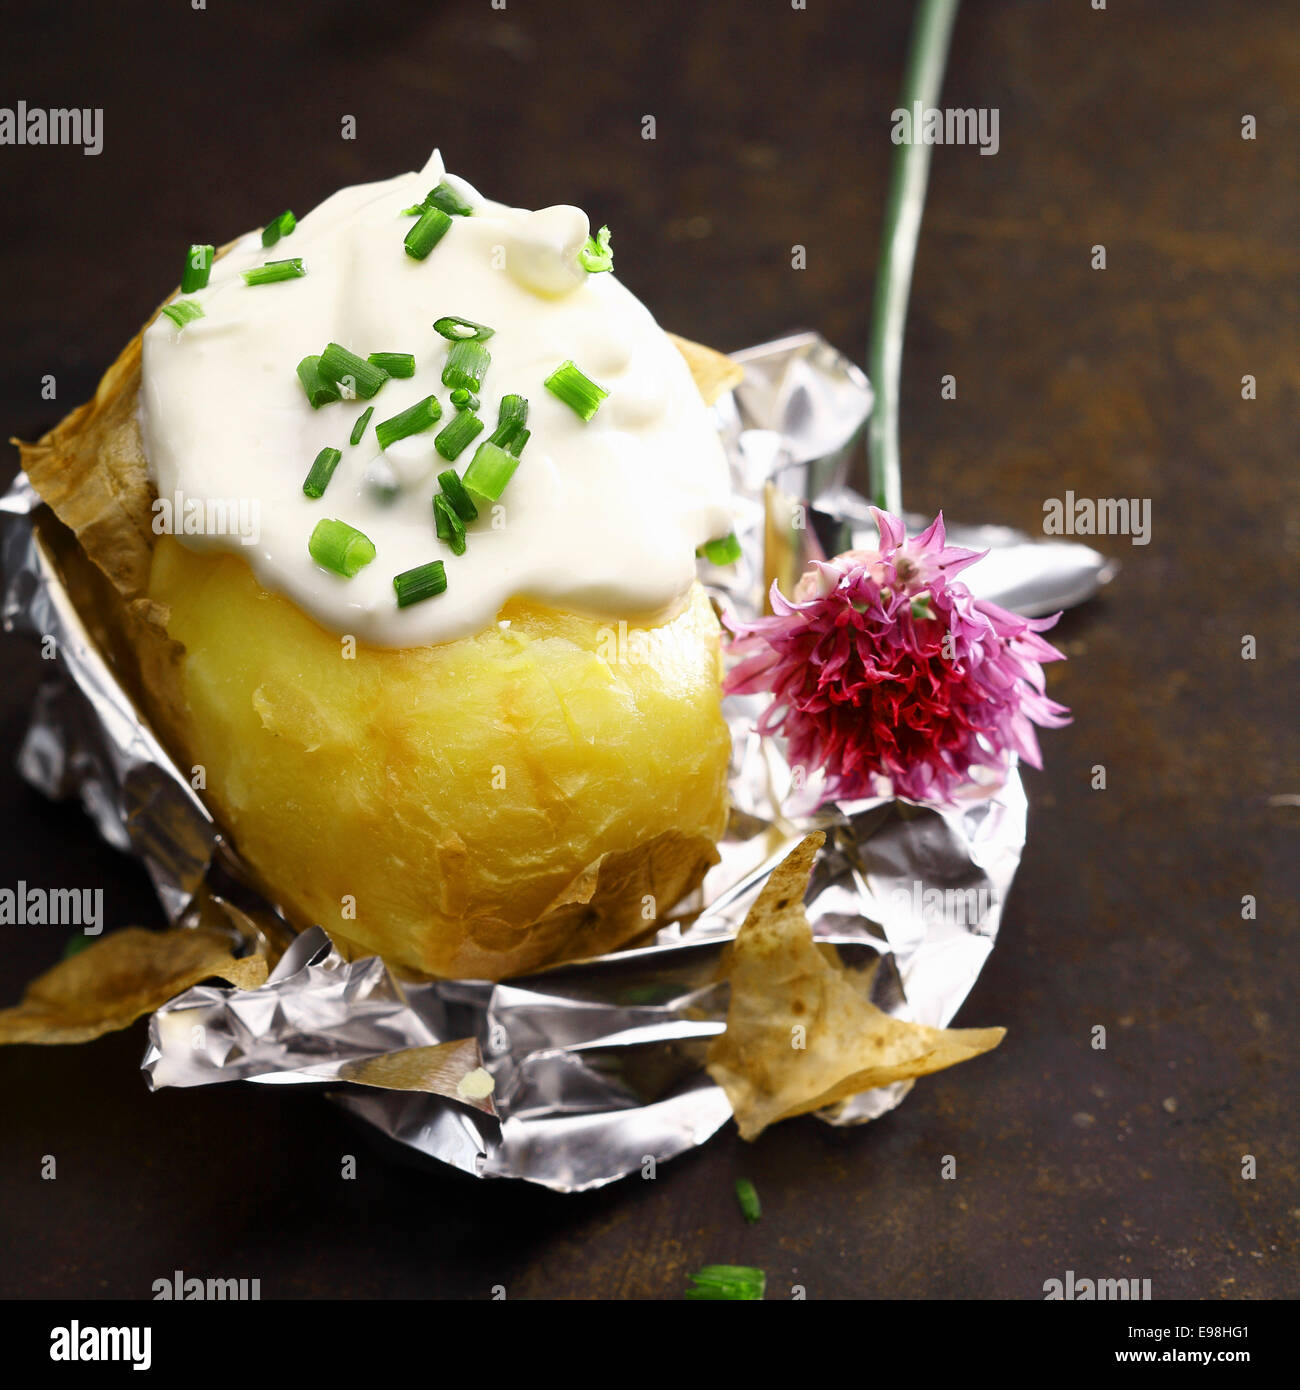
[139, 150, 733, 647]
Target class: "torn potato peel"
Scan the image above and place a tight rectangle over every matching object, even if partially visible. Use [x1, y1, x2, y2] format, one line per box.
[707, 833, 1006, 1139]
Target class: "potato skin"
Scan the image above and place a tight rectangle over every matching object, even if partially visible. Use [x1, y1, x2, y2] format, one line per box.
[147, 536, 730, 979]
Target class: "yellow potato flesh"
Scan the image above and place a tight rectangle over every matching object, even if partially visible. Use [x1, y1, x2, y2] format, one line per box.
[148, 535, 731, 979]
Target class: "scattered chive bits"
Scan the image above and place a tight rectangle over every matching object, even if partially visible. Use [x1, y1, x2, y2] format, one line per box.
[297, 355, 342, 409]
[404, 205, 453, 260]
[350, 406, 375, 446]
[242, 257, 305, 286]
[441, 340, 491, 393]
[449, 387, 480, 412]
[309, 518, 375, 578]
[684, 1265, 766, 1301]
[318, 342, 390, 400]
[462, 440, 519, 502]
[302, 447, 343, 500]
[393, 559, 447, 608]
[260, 209, 296, 247]
[699, 532, 742, 566]
[433, 493, 467, 555]
[545, 360, 608, 421]
[180, 243, 215, 293]
[160, 299, 204, 330]
[433, 315, 495, 342]
[488, 393, 529, 450]
[734, 1178, 761, 1225]
[578, 224, 614, 274]
[437, 469, 479, 522]
[505, 426, 530, 458]
[424, 181, 473, 217]
[374, 395, 442, 449]
[367, 351, 415, 379]
[435, 410, 484, 462]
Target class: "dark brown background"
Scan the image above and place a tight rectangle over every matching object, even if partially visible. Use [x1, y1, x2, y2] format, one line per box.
[1, 0, 1295, 1300]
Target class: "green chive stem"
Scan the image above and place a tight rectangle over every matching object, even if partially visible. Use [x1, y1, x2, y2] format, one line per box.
[374, 395, 442, 450]
[867, 0, 959, 512]
[302, 447, 343, 499]
[309, 518, 376, 578]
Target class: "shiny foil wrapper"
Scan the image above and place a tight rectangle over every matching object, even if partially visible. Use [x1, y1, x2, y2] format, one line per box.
[2, 332, 1113, 1190]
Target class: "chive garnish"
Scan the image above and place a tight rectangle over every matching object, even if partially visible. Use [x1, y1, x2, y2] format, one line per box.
[424, 181, 473, 217]
[437, 469, 479, 523]
[160, 299, 204, 330]
[302, 447, 343, 500]
[374, 395, 442, 450]
[393, 560, 447, 608]
[434, 493, 467, 555]
[449, 387, 480, 412]
[544, 360, 608, 421]
[734, 1178, 761, 1225]
[349, 406, 374, 446]
[309, 518, 375, 578]
[433, 315, 495, 343]
[297, 355, 342, 409]
[461, 439, 519, 502]
[684, 1265, 766, 1301]
[442, 340, 490, 393]
[506, 426, 530, 458]
[261, 210, 296, 247]
[318, 342, 390, 401]
[404, 206, 453, 260]
[434, 410, 484, 462]
[367, 351, 415, 379]
[578, 224, 614, 274]
[242, 258, 306, 286]
[699, 532, 742, 566]
[488, 394, 529, 449]
[180, 243, 215, 293]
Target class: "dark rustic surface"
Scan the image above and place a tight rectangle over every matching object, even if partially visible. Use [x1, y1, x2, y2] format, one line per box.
[1, 0, 1295, 1300]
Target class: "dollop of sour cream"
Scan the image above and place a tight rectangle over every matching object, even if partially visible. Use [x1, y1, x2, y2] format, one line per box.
[139, 149, 733, 647]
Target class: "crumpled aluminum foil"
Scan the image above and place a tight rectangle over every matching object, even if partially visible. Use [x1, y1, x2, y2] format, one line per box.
[1, 331, 1114, 1191]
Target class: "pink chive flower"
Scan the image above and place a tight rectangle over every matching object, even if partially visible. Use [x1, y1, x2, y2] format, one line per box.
[723, 508, 1071, 807]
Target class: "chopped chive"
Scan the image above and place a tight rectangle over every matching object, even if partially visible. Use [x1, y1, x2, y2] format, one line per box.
[433, 315, 495, 342]
[488, 394, 529, 449]
[699, 532, 742, 566]
[424, 181, 474, 217]
[160, 299, 205, 330]
[242, 257, 306, 286]
[734, 1178, 761, 1225]
[684, 1265, 766, 1301]
[400, 203, 426, 217]
[449, 386, 480, 412]
[578, 224, 614, 274]
[442, 339, 491, 393]
[261, 209, 296, 247]
[309, 518, 375, 578]
[404, 205, 453, 260]
[433, 493, 467, 555]
[349, 406, 374, 446]
[506, 426, 530, 458]
[393, 560, 447, 607]
[297, 355, 342, 409]
[318, 342, 390, 401]
[180, 243, 215, 293]
[302, 447, 343, 500]
[437, 469, 479, 523]
[367, 351, 415, 379]
[544, 360, 608, 421]
[434, 410, 484, 462]
[462, 439, 519, 502]
[375, 395, 442, 450]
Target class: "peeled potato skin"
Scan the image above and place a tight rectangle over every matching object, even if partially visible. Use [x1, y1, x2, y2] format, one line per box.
[146, 535, 730, 979]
